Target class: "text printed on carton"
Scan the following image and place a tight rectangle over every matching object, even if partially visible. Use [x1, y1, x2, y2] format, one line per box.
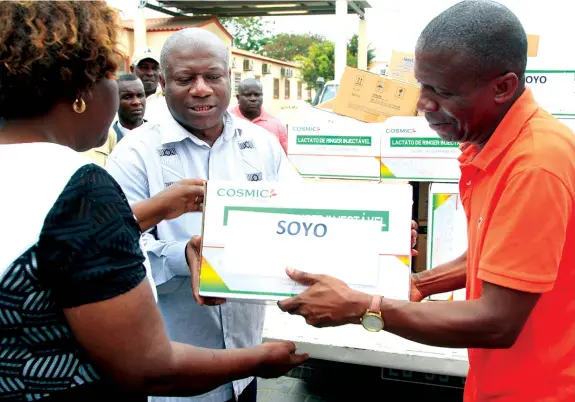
[200, 181, 413, 302]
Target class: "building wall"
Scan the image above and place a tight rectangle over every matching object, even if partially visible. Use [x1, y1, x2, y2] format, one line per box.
[117, 29, 134, 73]
[146, 23, 232, 57]
[229, 52, 311, 115]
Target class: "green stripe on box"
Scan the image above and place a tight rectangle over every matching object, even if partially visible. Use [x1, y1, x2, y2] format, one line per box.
[296, 135, 372, 146]
[525, 70, 575, 73]
[223, 206, 390, 232]
[390, 137, 459, 148]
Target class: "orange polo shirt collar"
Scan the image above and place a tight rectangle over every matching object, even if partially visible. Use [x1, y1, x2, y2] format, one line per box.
[458, 88, 538, 171]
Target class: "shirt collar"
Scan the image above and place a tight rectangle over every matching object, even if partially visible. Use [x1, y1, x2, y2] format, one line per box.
[253, 108, 269, 123]
[159, 109, 236, 146]
[232, 104, 268, 123]
[115, 120, 147, 133]
[458, 87, 539, 171]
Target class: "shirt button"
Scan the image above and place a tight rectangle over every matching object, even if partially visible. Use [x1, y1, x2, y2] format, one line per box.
[466, 180, 472, 186]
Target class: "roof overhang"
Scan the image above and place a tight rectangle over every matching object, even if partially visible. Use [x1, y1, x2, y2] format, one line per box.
[144, 1, 371, 19]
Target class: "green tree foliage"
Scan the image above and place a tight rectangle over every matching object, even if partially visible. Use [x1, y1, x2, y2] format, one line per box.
[262, 33, 327, 61]
[296, 35, 376, 87]
[295, 41, 335, 89]
[347, 34, 376, 68]
[220, 17, 271, 54]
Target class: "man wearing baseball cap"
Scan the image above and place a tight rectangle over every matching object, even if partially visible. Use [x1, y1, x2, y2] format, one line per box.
[131, 48, 161, 98]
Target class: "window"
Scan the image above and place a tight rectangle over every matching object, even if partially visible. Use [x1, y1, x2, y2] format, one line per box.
[307, 88, 312, 100]
[118, 56, 129, 74]
[297, 81, 302, 100]
[234, 73, 242, 94]
[273, 78, 280, 99]
[284, 79, 290, 100]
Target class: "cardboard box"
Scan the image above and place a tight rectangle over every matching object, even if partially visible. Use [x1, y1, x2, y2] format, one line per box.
[525, 70, 575, 117]
[287, 119, 382, 180]
[527, 34, 540, 57]
[333, 67, 420, 123]
[379, 116, 461, 181]
[200, 180, 413, 302]
[427, 183, 468, 300]
[388, 50, 418, 86]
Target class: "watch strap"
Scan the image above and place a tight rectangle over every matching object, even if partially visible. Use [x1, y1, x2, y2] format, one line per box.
[369, 294, 382, 315]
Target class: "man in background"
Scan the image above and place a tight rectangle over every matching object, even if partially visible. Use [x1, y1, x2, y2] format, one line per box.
[131, 48, 160, 98]
[230, 78, 288, 153]
[131, 48, 167, 122]
[83, 74, 146, 167]
[113, 74, 147, 142]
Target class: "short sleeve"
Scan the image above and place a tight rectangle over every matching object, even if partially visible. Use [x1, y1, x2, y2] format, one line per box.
[37, 164, 146, 308]
[478, 167, 572, 293]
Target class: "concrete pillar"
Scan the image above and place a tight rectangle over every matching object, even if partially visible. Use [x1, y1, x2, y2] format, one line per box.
[334, 0, 348, 84]
[358, 17, 368, 70]
[133, 5, 147, 52]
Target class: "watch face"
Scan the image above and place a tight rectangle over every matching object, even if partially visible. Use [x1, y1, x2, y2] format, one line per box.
[362, 314, 383, 332]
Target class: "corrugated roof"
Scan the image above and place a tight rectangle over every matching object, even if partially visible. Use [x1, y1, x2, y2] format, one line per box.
[152, 1, 371, 18]
[121, 16, 232, 39]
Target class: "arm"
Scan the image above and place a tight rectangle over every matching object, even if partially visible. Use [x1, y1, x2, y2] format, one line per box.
[65, 280, 304, 396]
[46, 166, 305, 396]
[132, 198, 170, 233]
[378, 282, 539, 348]
[411, 250, 467, 300]
[106, 146, 190, 285]
[279, 168, 570, 349]
[131, 179, 205, 232]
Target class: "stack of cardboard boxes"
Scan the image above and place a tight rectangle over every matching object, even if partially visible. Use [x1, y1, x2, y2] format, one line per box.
[285, 51, 466, 303]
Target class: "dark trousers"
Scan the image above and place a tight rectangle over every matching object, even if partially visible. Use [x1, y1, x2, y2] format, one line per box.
[226, 378, 257, 402]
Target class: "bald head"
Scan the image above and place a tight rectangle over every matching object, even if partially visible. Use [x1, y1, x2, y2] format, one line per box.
[159, 27, 232, 141]
[160, 27, 229, 73]
[417, 0, 527, 81]
[238, 78, 262, 94]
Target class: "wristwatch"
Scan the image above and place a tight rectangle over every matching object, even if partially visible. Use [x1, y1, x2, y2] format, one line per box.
[361, 295, 384, 332]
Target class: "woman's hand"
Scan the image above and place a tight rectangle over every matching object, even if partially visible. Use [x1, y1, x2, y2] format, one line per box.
[132, 179, 205, 232]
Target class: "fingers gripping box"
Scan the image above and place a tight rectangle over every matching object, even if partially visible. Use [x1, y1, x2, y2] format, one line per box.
[199, 180, 413, 302]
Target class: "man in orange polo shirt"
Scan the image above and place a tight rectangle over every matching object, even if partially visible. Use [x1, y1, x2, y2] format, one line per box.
[276, 1, 575, 401]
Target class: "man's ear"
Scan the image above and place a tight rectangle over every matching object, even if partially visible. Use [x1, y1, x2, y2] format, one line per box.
[494, 72, 520, 104]
[236, 94, 240, 102]
[159, 74, 166, 91]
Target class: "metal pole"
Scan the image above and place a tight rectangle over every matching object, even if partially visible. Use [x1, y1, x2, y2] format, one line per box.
[134, 1, 147, 52]
[334, 0, 348, 83]
[358, 17, 368, 70]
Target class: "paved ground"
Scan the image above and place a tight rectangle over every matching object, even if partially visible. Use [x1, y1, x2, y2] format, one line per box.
[258, 376, 464, 401]
[257, 359, 464, 401]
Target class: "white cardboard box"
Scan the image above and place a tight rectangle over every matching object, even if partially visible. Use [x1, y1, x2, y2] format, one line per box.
[525, 70, 575, 117]
[426, 183, 468, 301]
[287, 119, 382, 180]
[200, 180, 413, 302]
[380, 117, 461, 182]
